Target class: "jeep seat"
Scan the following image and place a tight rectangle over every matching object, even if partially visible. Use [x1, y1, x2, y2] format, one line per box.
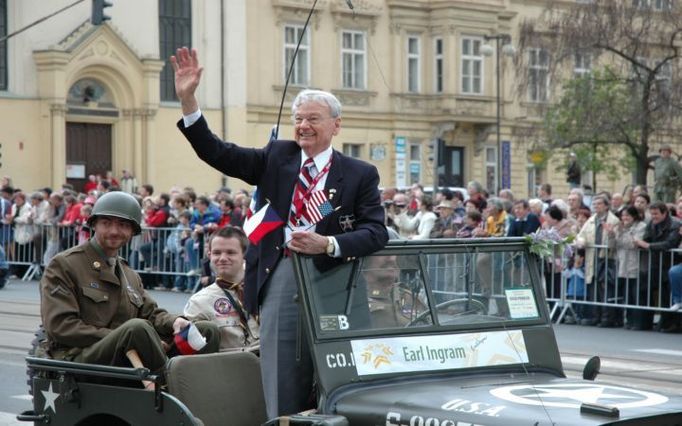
[166, 351, 267, 426]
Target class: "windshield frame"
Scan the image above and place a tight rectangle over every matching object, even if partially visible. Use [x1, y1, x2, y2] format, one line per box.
[293, 237, 550, 342]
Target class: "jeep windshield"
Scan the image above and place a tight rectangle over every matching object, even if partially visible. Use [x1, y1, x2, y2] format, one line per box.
[294, 238, 564, 404]
[295, 238, 546, 339]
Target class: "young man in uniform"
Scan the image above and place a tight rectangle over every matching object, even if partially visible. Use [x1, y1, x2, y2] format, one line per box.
[183, 226, 259, 352]
[40, 191, 219, 381]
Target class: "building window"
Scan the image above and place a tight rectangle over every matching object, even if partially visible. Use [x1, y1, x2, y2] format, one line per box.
[654, 0, 673, 9]
[434, 37, 444, 93]
[528, 48, 549, 102]
[461, 37, 483, 94]
[159, 0, 192, 101]
[0, 0, 7, 91]
[633, 0, 672, 10]
[409, 143, 421, 184]
[342, 143, 362, 158]
[485, 146, 498, 194]
[574, 52, 591, 78]
[284, 25, 309, 86]
[342, 30, 366, 89]
[407, 36, 421, 93]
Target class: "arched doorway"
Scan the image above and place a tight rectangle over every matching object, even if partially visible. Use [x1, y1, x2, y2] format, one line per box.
[65, 78, 117, 193]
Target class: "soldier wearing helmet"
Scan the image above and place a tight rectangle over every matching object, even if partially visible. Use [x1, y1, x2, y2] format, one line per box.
[40, 191, 219, 386]
[654, 144, 682, 203]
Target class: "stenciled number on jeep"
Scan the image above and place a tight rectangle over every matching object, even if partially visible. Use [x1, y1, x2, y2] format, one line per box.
[385, 411, 486, 426]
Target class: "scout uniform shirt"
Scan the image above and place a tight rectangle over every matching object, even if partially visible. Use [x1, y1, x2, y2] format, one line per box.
[183, 281, 259, 352]
[40, 240, 176, 359]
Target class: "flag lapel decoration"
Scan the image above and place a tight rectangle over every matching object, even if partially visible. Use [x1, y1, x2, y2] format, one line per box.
[243, 202, 284, 244]
[246, 187, 258, 219]
[174, 323, 207, 355]
[305, 190, 334, 224]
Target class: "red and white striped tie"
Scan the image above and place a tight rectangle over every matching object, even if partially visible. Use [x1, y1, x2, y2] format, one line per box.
[289, 158, 316, 227]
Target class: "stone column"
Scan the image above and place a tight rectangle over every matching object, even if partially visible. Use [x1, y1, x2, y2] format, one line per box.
[49, 103, 68, 188]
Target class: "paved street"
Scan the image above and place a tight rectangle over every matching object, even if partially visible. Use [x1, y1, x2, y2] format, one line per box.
[0, 278, 681, 424]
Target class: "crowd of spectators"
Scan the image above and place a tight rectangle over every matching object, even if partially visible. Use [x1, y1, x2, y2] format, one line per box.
[382, 181, 682, 333]
[0, 172, 251, 293]
[2, 172, 682, 332]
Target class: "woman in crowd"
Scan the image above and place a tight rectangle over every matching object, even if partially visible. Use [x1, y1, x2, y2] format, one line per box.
[612, 206, 647, 328]
[401, 196, 437, 240]
[542, 205, 574, 305]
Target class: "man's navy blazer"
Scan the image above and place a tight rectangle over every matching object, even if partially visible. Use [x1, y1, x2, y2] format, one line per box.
[178, 116, 388, 313]
[507, 213, 541, 237]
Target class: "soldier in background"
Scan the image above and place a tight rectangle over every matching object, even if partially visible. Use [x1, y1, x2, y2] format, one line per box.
[654, 145, 682, 203]
[566, 152, 581, 189]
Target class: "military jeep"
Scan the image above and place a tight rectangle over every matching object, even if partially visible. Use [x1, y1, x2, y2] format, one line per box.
[21, 238, 682, 425]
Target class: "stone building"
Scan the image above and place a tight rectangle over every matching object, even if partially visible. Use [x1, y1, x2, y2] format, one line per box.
[0, 0, 638, 197]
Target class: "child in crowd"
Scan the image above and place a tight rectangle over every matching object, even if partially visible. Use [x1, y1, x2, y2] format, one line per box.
[563, 248, 586, 324]
[76, 204, 92, 245]
[456, 210, 482, 238]
[169, 211, 193, 292]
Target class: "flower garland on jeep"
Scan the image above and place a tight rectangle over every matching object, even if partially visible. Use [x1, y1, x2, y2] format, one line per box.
[524, 228, 575, 259]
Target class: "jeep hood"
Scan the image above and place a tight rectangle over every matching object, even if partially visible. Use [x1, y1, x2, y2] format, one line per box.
[330, 373, 682, 425]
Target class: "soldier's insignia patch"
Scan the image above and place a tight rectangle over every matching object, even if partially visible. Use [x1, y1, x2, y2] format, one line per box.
[338, 214, 355, 232]
[89, 282, 99, 289]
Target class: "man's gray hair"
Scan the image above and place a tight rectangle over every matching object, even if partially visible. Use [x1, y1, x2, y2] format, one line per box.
[487, 197, 504, 212]
[467, 180, 483, 193]
[569, 187, 584, 198]
[292, 89, 342, 118]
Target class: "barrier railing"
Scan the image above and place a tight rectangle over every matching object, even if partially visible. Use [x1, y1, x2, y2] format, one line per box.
[2, 224, 203, 291]
[422, 242, 679, 323]
[3, 225, 681, 319]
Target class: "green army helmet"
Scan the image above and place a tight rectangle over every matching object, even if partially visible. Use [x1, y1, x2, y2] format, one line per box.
[87, 191, 142, 235]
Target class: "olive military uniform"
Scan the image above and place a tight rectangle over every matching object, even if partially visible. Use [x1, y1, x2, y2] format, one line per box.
[368, 284, 425, 328]
[654, 156, 682, 203]
[40, 240, 219, 373]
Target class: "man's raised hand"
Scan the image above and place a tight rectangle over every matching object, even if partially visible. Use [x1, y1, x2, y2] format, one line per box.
[170, 47, 202, 114]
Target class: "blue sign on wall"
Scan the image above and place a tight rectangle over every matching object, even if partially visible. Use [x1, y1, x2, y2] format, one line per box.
[501, 140, 511, 189]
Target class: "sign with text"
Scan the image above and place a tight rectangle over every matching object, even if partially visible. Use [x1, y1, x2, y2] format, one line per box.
[351, 330, 527, 376]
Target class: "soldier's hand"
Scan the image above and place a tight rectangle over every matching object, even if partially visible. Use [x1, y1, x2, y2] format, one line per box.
[172, 317, 191, 334]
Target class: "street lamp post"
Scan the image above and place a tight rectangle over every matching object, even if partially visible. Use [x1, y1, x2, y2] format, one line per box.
[481, 34, 515, 194]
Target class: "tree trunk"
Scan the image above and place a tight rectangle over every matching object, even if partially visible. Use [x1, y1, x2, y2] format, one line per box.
[635, 155, 649, 186]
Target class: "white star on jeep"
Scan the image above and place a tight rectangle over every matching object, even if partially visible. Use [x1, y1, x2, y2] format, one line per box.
[41, 382, 60, 414]
[521, 385, 636, 404]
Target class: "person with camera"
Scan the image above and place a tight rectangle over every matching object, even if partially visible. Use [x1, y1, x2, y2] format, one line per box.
[386, 192, 413, 238]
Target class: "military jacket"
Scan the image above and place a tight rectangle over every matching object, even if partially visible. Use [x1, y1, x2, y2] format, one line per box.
[368, 284, 424, 328]
[40, 241, 177, 357]
[654, 157, 682, 189]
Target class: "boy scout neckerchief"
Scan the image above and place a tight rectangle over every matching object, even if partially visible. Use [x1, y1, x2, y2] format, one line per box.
[216, 277, 253, 345]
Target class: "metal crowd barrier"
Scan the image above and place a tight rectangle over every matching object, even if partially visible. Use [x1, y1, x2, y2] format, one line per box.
[3, 224, 681, 317]
[423, 242, 679, 322]
[2, 224, 203, 290]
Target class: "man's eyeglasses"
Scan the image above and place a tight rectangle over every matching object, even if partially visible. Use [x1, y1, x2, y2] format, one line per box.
[292, 115, 331, 126]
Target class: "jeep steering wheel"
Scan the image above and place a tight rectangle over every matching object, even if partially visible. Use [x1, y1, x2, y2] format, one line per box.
[406, 298, 487, 327]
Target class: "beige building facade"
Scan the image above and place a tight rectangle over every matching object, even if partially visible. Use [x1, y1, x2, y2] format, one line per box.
[0, 0, 630, 198]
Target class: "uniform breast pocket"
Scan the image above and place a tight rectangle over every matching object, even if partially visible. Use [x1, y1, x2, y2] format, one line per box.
[127, 289, 144, 309]
[80, 286, 111, 326]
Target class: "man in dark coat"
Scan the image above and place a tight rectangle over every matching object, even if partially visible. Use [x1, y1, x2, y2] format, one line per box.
[634, 202, 681, 331]
[172, 47, 388, 417]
